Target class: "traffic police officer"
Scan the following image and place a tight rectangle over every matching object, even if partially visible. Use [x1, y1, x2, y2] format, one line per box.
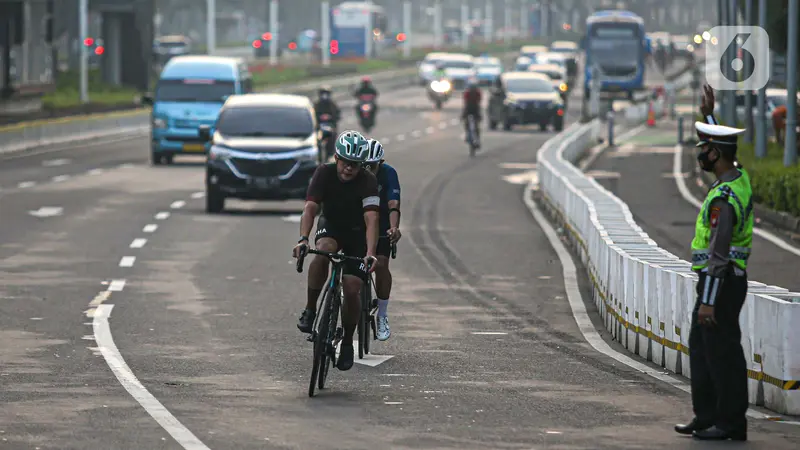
[675, 85, 751, 441]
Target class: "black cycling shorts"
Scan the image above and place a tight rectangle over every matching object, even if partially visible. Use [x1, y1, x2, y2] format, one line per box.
[314, 216, 368, 280]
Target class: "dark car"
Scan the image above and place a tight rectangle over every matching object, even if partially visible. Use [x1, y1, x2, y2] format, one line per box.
[487, 72, 565, 132]
[199, 94, 323, 213]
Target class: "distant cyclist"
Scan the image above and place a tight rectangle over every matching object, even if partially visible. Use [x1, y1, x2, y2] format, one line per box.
[363, 138, 401, 341]
[292, 130, 380, 371]
[461, 79, 482, 145]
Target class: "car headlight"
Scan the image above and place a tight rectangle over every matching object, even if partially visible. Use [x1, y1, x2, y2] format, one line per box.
[209, 145, 232, 161]
[152, 117, 167, 128]
[559, 83, 568, 92]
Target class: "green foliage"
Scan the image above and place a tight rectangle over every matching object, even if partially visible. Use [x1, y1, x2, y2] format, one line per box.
[737, 138, 800, 216]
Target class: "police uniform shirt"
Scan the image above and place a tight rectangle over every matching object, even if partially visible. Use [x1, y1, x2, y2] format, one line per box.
[704, 170, 742, 279]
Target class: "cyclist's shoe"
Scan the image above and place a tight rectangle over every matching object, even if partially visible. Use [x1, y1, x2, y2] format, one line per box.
[337, 342, 354, 370]
[377, 316, 391, 341]
[297, 308, 315, 334]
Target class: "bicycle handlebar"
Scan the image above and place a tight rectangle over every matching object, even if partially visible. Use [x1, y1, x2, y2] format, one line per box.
[296, 248, 373, 273]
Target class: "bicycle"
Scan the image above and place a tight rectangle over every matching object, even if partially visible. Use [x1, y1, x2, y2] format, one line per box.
[465, 114, 480, 157]
[296, 249, 372, 397]
[357, 237, 397, 359]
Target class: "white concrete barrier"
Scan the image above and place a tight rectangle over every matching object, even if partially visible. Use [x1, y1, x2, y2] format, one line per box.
[535, 118, 800, 415]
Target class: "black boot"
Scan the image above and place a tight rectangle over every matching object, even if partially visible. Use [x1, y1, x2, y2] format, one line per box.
[674, 418, 711, 435]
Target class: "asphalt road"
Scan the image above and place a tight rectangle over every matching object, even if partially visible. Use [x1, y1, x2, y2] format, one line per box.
[1, 71, 798, 449]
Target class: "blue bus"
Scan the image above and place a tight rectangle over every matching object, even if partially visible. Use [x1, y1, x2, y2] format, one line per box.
[330, 2, 388, 58]
[583, 10, 651, 100]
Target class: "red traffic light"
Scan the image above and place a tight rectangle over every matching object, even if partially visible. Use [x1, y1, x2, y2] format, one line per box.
[330, 39, 339, 55]
[288, 42, 297, 50]
[94, 45, 104, 55]
[396, 33, 406, 42]
[252, 39, 262, 49]
[84, 37, 94, 46]
[262, 32, 272, 41]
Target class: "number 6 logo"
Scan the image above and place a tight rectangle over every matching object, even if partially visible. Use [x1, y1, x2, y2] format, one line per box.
[705, 26, 770, 91]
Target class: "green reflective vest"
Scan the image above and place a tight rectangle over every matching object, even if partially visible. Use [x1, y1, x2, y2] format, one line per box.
[690, 168, 754, 271]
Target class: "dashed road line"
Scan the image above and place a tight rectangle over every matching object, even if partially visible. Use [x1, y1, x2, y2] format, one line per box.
[396, 134, 406, 141]
[438, 122, 448, 129]
[93, 305, 211, 449]
[119, 256, 136, 267]
[143, 224, 158, 233]
[190, 192, 205, 199]
[411, 130, 422, 138]
[170, 200, 186, 209]
[51, 174, 70, 183]
[155, 212, 170, 220]
[425, 126, 435, 134]
[17, 181, 36, 188]
[107, 279, 126, 292]
[130, 238, 147, 248]
[449, 118, 460, 125]
[87, 168, 104, 176]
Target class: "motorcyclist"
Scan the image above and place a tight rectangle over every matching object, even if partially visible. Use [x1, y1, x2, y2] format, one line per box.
[432, 61, 447, 81]
[353, 76, 379, 116]
[461, 79, 482, 146]
[314, 85, 340, 159]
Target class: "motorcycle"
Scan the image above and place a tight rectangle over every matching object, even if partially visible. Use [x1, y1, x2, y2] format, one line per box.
[356, 94, 377, 132]
[465, 113, 480, 157]
[427, 78, 452, 110]
[317, 115, 336, 164]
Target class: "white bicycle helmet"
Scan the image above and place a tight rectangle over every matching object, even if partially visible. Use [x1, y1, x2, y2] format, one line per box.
[365, 138, 384, 163]
[334, 130, 369, 162]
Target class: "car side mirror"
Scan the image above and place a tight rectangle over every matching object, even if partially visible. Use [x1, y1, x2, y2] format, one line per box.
[198, 125, 212, 142]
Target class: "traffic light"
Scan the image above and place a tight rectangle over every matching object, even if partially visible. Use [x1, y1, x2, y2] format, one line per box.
[330, 39, 339, 55]
[252, 39, 262, 49]
[94, 46, 104, 55]
[396, 33, 406, 42]
[288, 41, 297, 51]
[84, 37, 94, 47]
[262, 32, 272, 41]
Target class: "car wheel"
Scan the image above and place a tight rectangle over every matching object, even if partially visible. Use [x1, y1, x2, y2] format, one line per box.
[206, 187, 225, 213]
[164, 154, 174, 165]
[539, 122, 548, 132]
[503, 121, 512, 131]
[488, 120, 497, 130]
[151, 152, 162, 165]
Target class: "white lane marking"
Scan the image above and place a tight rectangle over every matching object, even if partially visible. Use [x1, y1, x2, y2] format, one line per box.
[585, 169, 621, 179]
[170, 200, 186, 209]
[438, 122, 448, 129]
[282, 214, 302, 223]
[580, 124, 647, 171]
[107, 280, 126, 292]
[51, 174, 70, 183]
[381, 138, 391, 145]
[118, 163, 134, 169]
[28, 206, 63, 218]
[190, 192, 205, 199]
[119, 256, 136, 267]
[335, 340, 394, 367]
[155, 212, 170, 220]
[396, 134, 406, 141]
[130, 238, 147, 249]
[93, 305, 211, 449]
[17, 181, 36, 188]
[143, 224, 158, 233]
[502, 170, 538, 185]
[498, 162, 537, 169]
[449, 118, 460, 125]
[384, 401, 404, 405]
[411, 130, 422, 138]
[42, 158, 70, 167]
[471, 331, 508, 335]
[673, 144, 800, 257]
[425, 126, 435, 134]
[522, 180, 776, 421]
[87, 168, 104, 176]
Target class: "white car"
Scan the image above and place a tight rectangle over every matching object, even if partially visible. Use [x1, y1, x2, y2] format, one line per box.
[417, 52, 451, 85]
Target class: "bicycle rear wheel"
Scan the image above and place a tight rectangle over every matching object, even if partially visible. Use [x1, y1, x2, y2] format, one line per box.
[309, 289, 333, 397]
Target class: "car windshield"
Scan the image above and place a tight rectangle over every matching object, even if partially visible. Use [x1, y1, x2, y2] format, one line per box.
[588, 24, 641, 66]
[156, 79, 235, 103]
[476, 63, 501, 70]
[505, 78, 554, 93]
[217, 106, 314, 137]
[443, 60, 474, 69]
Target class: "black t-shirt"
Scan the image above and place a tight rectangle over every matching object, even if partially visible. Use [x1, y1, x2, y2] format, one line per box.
[306, 163, 379, 230]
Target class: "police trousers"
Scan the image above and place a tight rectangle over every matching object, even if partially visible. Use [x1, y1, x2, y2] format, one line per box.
[689, 270, 749, 432]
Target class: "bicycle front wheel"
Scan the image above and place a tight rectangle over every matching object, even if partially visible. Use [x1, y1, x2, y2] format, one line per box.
[309, 290, 333, 397]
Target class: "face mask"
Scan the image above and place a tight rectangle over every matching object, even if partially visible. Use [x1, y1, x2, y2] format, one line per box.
[697, 147, 718, 172]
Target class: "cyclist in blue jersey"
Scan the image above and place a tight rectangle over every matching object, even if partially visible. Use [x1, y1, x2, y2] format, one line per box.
[363, 139, 401, 341]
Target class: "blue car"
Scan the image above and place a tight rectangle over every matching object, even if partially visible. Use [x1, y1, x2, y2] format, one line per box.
[474, 56, 503, 86]
[143, 56, 254, 165]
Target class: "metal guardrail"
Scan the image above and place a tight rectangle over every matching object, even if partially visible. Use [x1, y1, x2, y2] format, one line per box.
[535, 90, 800, 415]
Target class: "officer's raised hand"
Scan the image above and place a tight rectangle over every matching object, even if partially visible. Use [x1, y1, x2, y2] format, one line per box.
[700, 84, 715, 118]
[697, 303, 716, 326]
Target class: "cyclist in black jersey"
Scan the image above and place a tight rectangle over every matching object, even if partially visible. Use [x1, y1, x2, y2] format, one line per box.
[292, 130, 379, 371]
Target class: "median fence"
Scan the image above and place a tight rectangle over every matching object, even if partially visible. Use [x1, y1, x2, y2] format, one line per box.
[535, 118, 800, 415]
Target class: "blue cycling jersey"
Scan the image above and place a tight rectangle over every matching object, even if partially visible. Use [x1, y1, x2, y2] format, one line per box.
[375, 163, 401, 232]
